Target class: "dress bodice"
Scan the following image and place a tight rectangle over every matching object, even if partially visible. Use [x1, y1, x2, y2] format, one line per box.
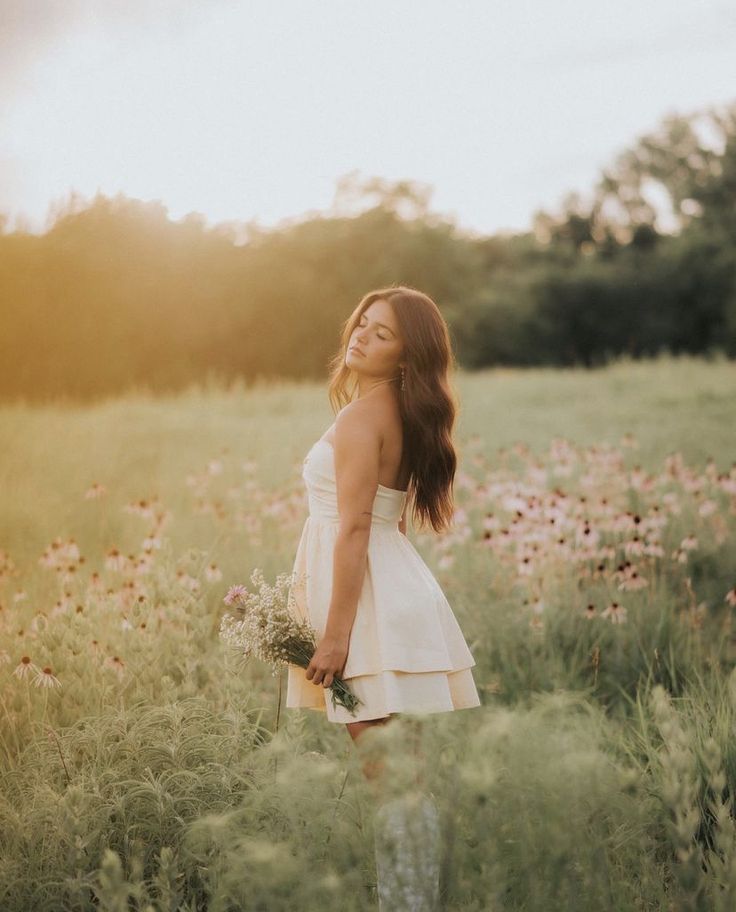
[302, 438, 407, 527]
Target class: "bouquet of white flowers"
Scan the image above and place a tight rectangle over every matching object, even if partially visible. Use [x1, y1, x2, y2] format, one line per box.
[219, 568, 363, 715]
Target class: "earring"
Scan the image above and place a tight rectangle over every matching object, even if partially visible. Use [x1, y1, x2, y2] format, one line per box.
[400, 366, 406, 391]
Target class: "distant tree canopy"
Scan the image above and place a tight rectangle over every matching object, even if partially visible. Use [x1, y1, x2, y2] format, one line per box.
[1, 102, 735, 402]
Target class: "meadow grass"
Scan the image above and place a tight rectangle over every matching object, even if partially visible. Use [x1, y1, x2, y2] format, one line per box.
[1, 351, 735, 911]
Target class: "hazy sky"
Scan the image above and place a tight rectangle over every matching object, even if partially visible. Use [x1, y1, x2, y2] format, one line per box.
[1, 0, 735, 236]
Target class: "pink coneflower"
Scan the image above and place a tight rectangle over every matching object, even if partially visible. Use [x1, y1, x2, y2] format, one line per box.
[643, 541, 666, 558]
[104, 655, 126, 680]
[85, 482, 107, 499]
[0, 547, 17, 582]
[88, 571, 104, 593]
[33, 667, 61, 689]
[725, 587, 736, 608]
[623, 536, 646, 558]
[584, 604, 596, 619]
[13, 655, 41, 679]
[601, 602, 627, 624]
[133, 554, 154, 575]
[615, 563, 648, 592]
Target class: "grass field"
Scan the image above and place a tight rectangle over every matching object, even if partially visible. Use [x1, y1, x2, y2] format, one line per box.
[1, 352, 736, 911]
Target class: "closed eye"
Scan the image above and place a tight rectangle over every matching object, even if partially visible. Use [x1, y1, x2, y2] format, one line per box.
[359, 320, 389, 340]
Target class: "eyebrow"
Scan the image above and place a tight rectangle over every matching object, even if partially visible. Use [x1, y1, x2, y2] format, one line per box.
[359, 315, 396, 336]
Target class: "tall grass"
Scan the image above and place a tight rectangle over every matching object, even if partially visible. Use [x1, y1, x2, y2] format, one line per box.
[1, 353, 735, 910]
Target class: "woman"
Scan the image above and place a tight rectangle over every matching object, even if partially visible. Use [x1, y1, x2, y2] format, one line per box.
[285, 285, 481, 751]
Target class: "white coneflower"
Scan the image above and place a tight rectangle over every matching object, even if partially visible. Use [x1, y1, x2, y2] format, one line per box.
[104, 548, 127, 572]
[177, 572, 200, 593]
[531, 598, 545, 615]
[33, 667, 61, 689]
[516, 554, 535, 577]
[123, 497, 160, 520]
[205, 563, 222, 582]
[30, 612, 48, 633]
[13, 655, 41, 679]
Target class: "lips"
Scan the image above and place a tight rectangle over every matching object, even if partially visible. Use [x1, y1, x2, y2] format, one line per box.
[349, 347, 365, 356]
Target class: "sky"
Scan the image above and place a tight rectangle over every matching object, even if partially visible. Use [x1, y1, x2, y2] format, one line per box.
[1, 0, 735, 237]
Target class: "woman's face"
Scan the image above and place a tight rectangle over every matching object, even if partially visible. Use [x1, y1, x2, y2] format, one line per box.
[346, 299, 404, 378]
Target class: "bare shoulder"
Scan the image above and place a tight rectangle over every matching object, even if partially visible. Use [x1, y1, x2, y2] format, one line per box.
[334, 399, 382, 448]
[335, 396, 398, 447]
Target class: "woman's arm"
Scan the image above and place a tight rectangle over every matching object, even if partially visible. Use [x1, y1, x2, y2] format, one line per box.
[324, 406, 382, 640]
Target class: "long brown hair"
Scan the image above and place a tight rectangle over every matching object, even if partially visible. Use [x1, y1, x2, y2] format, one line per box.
[326, 285, 460, 534]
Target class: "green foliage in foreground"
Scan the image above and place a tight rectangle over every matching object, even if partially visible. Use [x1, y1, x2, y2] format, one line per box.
[1, 356, 736, 910]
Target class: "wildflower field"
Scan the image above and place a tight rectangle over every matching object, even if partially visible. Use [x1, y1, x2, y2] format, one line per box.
[1, 352, 736, 911]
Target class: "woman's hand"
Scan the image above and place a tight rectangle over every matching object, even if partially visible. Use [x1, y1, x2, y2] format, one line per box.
[305, 634, 349, 688]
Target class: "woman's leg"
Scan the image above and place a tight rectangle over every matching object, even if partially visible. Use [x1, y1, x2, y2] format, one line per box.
[345, 715, 396, 794]
[347, 716, 441, 910]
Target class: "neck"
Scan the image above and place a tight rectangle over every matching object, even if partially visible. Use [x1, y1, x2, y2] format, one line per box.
[357, 376, 397, 399]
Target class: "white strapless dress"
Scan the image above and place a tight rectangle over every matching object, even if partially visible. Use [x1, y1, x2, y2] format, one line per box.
[285, 434, 481, 723]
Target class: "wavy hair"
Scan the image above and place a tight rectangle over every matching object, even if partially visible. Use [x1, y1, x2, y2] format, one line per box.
[326, 285, 460, 533]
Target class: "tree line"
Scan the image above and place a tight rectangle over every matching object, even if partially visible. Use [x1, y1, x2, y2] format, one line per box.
[1, 101, 734, 403]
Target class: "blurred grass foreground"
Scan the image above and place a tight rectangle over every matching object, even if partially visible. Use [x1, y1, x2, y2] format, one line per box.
[1, 353, 736, 910]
